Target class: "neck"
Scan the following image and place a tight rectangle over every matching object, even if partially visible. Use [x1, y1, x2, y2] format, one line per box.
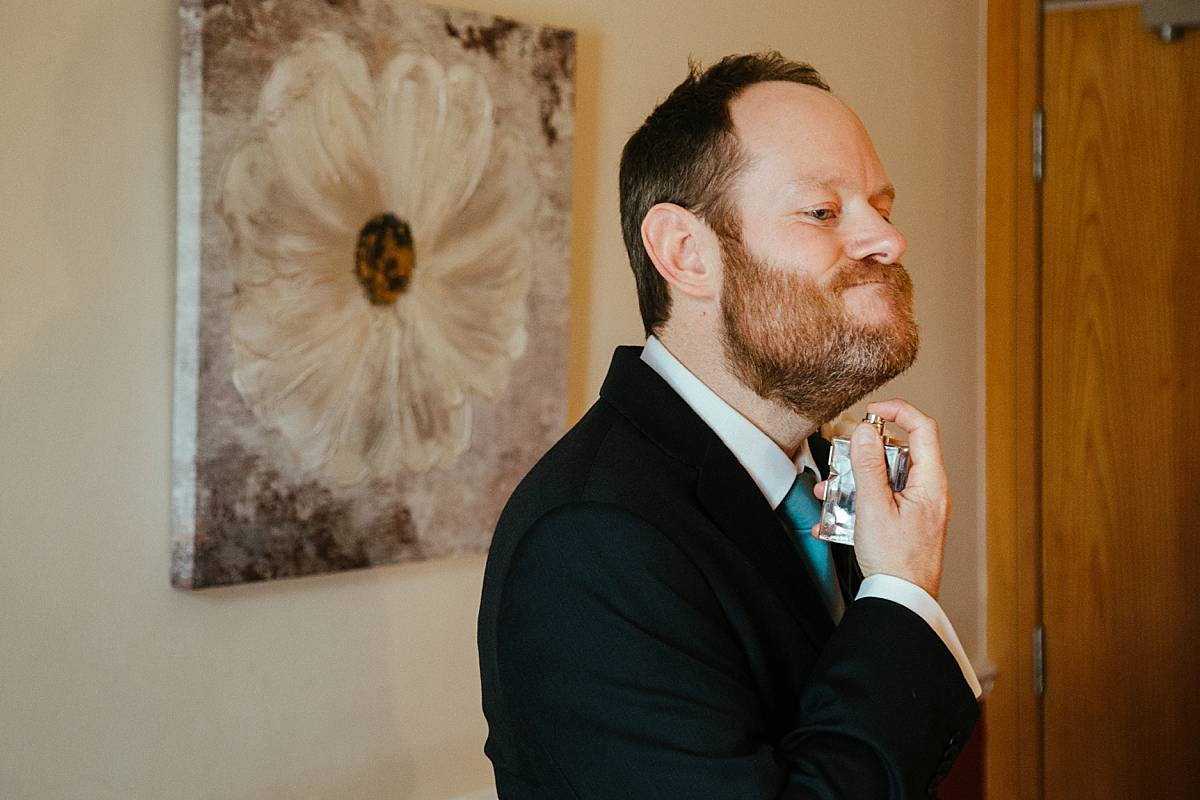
[655, 328, 818, 458]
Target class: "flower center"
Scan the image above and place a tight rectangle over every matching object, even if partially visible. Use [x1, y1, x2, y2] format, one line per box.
[354, 213, 415, 305]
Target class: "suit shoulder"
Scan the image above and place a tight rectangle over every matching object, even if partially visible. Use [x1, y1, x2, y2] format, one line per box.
[496, 398, 692, 536]
[509, 501, 676, 570]
[497, 400, 618, 526]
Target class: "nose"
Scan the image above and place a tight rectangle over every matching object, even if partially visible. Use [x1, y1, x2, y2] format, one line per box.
[845, 208, 906, 265]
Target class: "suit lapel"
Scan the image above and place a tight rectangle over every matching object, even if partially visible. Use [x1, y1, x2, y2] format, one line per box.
[600, 346, 837, 642]
[695, 436, 835, 645]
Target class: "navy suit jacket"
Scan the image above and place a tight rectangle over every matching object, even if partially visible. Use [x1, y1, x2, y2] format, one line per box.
[478, 346, 978, 798]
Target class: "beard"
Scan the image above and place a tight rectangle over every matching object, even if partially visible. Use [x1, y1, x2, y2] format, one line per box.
[718, 233, 919, 425]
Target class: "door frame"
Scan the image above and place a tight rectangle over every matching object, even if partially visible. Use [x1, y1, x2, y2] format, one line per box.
[984, 0, 1043, 797]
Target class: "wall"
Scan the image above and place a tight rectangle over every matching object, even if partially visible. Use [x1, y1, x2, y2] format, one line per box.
[0, 1, 984, 797]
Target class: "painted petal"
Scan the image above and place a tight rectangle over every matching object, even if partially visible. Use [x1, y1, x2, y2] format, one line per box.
[362, 311, 471, 473]
[374, 55, 494, 241]
[414, 137, 537, 396]
[234, 280, 473, 476]
[372, 53, 445, 225]
[257, 32, 379, 235]
[420, 135, 538, 272]
[232, 291, 379, 474]
[416, 239, 532, 398]
[220, 142, 354, 284]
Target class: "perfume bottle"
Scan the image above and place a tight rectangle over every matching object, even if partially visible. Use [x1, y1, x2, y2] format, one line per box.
[818, 413, 910, 545]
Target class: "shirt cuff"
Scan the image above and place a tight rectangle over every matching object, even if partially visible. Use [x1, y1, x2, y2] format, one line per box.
[855, 574, 983, 698]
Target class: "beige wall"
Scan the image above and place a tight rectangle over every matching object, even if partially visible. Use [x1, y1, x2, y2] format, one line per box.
[0, 1, 985, 797]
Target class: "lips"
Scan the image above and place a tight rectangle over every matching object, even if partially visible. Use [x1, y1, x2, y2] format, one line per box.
[828, 260, 913, 300]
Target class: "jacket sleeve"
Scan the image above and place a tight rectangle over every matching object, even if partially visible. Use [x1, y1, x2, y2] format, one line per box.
[493, 501, 978, 799]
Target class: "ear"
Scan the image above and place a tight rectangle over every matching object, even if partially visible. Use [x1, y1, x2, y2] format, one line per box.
[640, 203, 719, 300]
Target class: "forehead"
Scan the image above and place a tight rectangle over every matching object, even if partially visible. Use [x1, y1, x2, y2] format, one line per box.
[727, 81, 889, 194]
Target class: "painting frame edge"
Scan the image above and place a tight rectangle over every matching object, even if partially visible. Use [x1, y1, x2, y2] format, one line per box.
[170, 0, 204, 590]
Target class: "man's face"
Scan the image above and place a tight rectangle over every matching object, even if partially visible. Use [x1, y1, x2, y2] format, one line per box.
[717, 81, 919, 423]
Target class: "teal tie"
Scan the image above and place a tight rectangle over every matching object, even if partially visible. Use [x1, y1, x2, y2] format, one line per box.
[776, 471, 844, 621]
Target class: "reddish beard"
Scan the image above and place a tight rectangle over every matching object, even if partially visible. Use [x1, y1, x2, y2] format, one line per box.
[718, 234, 919, 425]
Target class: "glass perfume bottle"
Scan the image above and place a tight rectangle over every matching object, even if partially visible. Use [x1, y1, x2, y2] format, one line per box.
[818, 413, 910, 545]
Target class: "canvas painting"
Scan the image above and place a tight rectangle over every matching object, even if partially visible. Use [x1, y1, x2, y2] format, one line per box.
[172, 0, 575, 588]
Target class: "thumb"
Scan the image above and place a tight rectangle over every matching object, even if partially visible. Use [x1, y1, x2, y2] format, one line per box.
[848, 422, 892, 510]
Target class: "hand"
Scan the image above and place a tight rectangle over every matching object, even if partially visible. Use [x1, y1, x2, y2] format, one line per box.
[812, 399, 949, 598]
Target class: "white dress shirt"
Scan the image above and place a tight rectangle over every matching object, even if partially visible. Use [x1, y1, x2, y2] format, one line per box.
[641, 335, 982, 698]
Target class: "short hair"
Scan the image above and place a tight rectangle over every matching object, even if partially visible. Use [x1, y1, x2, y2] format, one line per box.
[618, 53, 830, 336]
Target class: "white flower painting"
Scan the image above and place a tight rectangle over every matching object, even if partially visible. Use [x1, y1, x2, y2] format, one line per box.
[225, 34, 536, 477]
[172, 0, 574, 588]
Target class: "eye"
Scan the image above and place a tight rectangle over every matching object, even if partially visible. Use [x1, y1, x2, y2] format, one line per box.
[806, 207, 838, 222]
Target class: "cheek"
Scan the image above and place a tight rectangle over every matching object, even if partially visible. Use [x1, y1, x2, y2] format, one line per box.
[776, 229, 843, 283]
[736, 220, 844, 286]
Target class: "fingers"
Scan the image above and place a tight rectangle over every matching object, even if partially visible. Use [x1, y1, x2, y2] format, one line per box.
[864, 398, 947, 493]
[837, 399, 951, 598]
[848, 422, 895, 512]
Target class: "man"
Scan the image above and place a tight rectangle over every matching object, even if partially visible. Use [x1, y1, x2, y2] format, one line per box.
[478, 52, 980, 798]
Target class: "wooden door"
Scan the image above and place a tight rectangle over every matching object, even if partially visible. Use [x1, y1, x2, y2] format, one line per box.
[1041, 4, 1200, 798]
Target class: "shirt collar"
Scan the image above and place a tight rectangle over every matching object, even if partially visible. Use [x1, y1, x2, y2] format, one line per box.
[640, 335, 820, 509]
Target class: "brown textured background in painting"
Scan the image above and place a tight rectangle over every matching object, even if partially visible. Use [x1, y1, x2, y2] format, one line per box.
[173, 0, 575, 587]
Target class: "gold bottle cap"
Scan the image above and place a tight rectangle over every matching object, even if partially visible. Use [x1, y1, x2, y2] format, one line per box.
[863, 412, 886, 437]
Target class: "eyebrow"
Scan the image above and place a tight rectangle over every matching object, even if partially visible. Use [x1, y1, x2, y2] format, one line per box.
[787, 177, 896, 202]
